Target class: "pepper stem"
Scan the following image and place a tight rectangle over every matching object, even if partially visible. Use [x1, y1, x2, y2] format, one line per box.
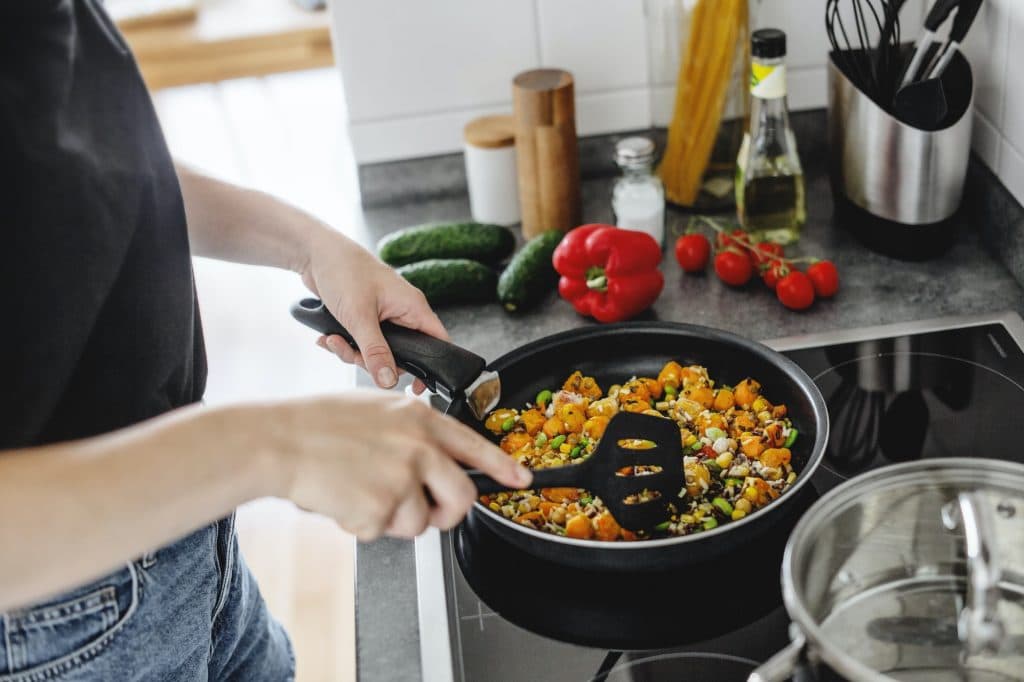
[585, 266, 608, 293]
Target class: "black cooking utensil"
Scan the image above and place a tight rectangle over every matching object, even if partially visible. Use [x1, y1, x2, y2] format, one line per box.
[470, 411, 684, 532]
[290, 297, 500, 419]
[893, 76, 949, 129]
[827, 0, 889, 94]
[874, 0, 906, 104]
[901, 0, 961, 88]
[925, 0, 983, 80]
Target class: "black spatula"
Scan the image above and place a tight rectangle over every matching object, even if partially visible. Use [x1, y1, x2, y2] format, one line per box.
[470, 411, 685, 532]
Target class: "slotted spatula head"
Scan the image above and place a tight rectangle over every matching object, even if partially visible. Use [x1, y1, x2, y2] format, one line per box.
[472, 412, 685, 532]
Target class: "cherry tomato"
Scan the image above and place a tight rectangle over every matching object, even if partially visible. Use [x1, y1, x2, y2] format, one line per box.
[715, 229, 748, 252]
[752, 242, 784, 266]
[807, 260, 840, 298]
[761, 259, 789, 290]
[776, 271, 816, 310]
[675, 234, 711, 273]
[714, 250, 754, 286]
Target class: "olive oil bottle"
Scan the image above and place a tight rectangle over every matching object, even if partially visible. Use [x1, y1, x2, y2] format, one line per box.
[736, 29, 805, 244]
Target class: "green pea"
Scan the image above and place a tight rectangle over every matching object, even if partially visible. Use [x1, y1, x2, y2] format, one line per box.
[536, 389, 553, 407]
[501, 417, 515, 432]
[702, 517, 719, 530]
[570, 446, 583, 458]
[725, 477, 743, 488]
[664, 385, 677, 396]
[705, 427, 727, 441]
[784, 428, 799, 448]
[535, 433, 548, 446]
[549, 435, 566, 448]
[654, 520, 671, 531]
[580, 495, 593, 505]
[712, 497, 734, 516]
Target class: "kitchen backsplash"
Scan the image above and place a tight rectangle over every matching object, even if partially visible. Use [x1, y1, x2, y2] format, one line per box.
[331, 0, 1023, 205]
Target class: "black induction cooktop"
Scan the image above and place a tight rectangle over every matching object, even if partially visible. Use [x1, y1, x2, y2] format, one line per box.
[414, 313, 1024, 682]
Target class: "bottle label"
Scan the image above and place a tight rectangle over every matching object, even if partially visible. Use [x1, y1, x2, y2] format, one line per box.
[751, 63, 786, 99]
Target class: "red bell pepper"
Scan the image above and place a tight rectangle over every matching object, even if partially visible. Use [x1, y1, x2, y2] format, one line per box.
[552, 224, 664, 323]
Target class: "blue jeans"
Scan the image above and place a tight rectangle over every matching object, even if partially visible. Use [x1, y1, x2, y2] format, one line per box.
[0, 516, 294, 681]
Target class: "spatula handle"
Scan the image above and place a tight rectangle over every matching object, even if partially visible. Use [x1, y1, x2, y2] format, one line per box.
[468, 466, 581, 495]
[290, 297, 486, 398]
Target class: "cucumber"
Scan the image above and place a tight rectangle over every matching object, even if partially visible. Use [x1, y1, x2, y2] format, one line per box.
[378, 222, 515, 266]
[396, 259, 497, 305]
[497, 230, 564, 312]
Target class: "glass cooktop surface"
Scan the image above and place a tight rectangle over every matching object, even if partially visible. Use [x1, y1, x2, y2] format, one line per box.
[416, 313, 1024, 682]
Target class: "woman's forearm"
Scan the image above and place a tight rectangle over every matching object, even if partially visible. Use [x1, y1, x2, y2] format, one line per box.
[0, 404, 283, 613]
[175, 162, 329, 274]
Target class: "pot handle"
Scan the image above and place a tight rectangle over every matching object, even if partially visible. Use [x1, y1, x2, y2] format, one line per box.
[748, 632, 807, 682]
[941, 491, 1006, 656]
[290, 297, 487, 400]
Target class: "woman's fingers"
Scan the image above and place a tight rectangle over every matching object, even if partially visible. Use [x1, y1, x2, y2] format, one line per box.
[384, 491, 431, 539]
[419, 449, 477, 530]
[339, 309, 399, 389]
[428, 413, 532, 489]
[323, 335, 364, 368]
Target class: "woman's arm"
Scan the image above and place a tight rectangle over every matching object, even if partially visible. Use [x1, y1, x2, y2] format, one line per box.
[0, 392, 531, 613]
[175, 163, 441, 389]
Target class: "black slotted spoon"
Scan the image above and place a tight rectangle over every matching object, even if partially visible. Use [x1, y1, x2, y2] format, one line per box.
[470, 411, 685, 532]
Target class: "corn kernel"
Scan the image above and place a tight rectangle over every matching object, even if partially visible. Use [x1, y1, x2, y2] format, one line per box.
[680, 514, 696, 524]
[787, 471, 798, 485]
[735, 498, 752, 513]
[559, 443, 572, 454]
[728, 464, 750, 478]
[715, 452, 734, 469]
[489, 502, 501, 512]
[684, 434, 698, 446]
[731, 509, 747, 521]
[744, 486, 759, 502]
[752, 397, 769, 413]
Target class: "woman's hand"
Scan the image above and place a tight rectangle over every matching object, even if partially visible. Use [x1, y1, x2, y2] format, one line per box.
[300, 227, 444, 391]
[262, 391, 532, 540]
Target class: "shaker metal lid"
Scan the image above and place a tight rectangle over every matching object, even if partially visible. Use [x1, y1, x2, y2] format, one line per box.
[614, 136, 656, 168]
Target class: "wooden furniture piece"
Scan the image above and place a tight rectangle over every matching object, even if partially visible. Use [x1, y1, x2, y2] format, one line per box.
[512, 69, 582, 238]
[118, 0, 334, 90]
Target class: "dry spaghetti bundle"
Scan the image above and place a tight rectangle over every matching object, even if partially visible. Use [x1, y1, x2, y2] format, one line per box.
[659, 0, 749, 206]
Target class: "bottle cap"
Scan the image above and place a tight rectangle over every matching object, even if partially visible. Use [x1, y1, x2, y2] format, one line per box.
[614, 136, 656, 169]
[752, 28, 786, 59]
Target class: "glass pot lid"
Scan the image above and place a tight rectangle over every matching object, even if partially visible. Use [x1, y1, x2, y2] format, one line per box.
[782, 459, 1024, 681]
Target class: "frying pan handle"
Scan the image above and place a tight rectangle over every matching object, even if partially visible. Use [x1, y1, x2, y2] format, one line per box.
[468, 466, 580, 495]
[290, 298, 487, 398]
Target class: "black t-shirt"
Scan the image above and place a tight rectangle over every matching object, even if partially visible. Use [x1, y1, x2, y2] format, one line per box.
[0, 0, 207, 447]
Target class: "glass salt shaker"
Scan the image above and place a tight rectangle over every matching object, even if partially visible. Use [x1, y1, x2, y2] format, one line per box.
[612, 137, 665, 246]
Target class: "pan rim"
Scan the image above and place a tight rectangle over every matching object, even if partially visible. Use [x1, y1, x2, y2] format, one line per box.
[459, 320, 830, 550]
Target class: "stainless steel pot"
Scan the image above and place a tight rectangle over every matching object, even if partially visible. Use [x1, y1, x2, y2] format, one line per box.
[751, 460, 1024, 682]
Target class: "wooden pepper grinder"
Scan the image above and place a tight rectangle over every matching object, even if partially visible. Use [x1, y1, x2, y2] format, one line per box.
[512, 69, 582, 238]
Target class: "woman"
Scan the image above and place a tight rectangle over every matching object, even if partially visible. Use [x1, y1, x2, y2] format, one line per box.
[0, 1, 530, 679]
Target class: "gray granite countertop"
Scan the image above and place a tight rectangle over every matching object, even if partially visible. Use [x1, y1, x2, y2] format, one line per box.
[353, 116, 1024, 682]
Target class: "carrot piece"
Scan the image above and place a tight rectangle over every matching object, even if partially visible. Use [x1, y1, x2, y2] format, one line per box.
[594, 512, 622, 541]
[516, 511, 544, 527]
[542, 487, 580, 503]
[565, 514, 594, 539]
[538, 502, 560, 517]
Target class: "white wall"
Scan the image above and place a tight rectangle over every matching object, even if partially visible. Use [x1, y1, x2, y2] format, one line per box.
[960, 0, 1024, 202]
[331, 0, 1022, 206]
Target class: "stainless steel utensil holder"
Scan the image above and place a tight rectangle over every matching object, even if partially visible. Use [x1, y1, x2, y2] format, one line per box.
[828, 50, 974, 233]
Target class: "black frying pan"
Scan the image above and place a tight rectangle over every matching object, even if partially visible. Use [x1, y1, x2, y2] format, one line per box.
[292, 300, 829, 572]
